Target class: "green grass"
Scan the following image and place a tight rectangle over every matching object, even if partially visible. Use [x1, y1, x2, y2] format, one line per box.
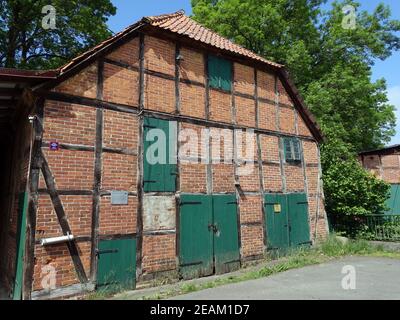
[89, 236, 400, 300]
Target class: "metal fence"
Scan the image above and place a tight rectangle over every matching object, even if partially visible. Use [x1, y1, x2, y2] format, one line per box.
[329, 214, 400, 242]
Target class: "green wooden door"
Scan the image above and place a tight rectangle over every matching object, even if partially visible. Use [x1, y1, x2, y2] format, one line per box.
[287, 193, 311, 247]
[264, 194, 289, 252]
[12, 192, 28, 300]
[96, 238, 136, 291]
[213, 194, 240, 274]
[143, 117, 177, 192]
[386, 184, 400, 215]
[179, 194, 213, 279]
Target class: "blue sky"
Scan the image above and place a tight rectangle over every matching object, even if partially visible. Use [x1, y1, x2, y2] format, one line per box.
[108, 0, 400, 146]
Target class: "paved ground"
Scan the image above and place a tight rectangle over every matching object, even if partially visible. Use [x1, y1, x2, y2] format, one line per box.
[170, 257, 400, 300]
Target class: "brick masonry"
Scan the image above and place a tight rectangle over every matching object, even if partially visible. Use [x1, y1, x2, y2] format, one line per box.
[27, 33, 328, 295]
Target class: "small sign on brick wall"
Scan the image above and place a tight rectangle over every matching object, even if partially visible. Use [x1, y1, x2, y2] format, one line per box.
[111, 191, 128, 205]
[49, 141, 59, 151]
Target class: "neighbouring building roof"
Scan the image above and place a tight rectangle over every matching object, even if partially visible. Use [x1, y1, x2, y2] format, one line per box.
[359, 144, 400, 156]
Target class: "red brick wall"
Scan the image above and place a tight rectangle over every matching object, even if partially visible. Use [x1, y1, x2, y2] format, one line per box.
[103, 63, 139, 106]
[54, 64, 97, 98]
[142, 235, 176, 274]
[234, 63, 254, 95]
[209, 90, 232, 123]
[235, 96, 256, 127]
[257, 71, 275, 101]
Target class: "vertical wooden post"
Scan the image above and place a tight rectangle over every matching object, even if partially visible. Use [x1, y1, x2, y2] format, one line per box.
[135, 33, 145, 279]
[89, 59, 104, 283]
[174, 42, 181, 262]
[23, 98, 44, 300]
[275, 76, 286, 193]
[254, 69, 267, 248]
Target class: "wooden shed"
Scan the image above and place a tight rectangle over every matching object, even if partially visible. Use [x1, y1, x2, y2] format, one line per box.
[0, 11, 328, 300]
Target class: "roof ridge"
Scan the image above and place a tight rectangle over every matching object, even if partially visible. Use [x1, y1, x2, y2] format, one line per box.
[143, 10, 185, 24]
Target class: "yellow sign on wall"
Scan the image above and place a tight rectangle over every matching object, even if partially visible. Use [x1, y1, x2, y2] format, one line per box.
[274, 204, 281, 213]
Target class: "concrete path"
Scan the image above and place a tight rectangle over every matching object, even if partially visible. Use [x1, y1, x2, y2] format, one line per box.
[171, 257, 400, 300]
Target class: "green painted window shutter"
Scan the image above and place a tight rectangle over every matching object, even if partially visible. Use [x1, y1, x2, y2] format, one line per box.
[283, 138, 301, 162]
[208, 55, 232, 92]
[143, 117, 177, 192]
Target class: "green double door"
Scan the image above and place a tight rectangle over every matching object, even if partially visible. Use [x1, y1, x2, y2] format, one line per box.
[264, 193, 310, 253]
[179, 194, 240, 279]
[96, 238, 136, 291]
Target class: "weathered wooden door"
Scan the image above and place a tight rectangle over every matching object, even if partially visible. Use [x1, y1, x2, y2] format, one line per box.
[213, 194, 240, 274]
[179, 194, 240, 279]
[96, 238, 136, 291]
[143, 117, 177, 192]
[264, 193, 290, 252]
[287, 193, 311, 247]
[179, 194, 213, 279]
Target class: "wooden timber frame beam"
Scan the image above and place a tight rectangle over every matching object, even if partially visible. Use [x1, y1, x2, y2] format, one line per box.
[23, 98, 44, 300]
[41, 152, 88, 283]
[89, 59, 104, 284]
[135, 33, 145, 280]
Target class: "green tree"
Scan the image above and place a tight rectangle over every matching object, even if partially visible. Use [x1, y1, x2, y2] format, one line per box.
[0, 0, 116, 69]
[321, 134, 390, 217]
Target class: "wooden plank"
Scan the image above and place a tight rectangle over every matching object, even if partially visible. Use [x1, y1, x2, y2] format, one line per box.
[175, 43, 181, 114]
[136, 33, 145, 280]
[40, 151, 88, 283]
[35, 90, 139, 115]
[23, 99, 44, 300]
[89, 59, 104, 283]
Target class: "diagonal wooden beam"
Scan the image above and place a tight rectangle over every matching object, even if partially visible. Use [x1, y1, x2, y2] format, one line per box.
[40, 151, 88, 284]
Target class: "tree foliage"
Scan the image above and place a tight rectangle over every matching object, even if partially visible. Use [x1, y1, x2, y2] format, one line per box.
[0, 0, 116, 69]
[192, 0, 399, 215]
[321, 134, 390, 216]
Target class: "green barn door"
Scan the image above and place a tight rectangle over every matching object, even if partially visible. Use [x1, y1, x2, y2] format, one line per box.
[264, 194, 289, 252]
[143, 117, 177, 192]
[287, 193, 311, 247]
[179, 195, 213, 279]
[96, 238, 136, 291]
[213, 194, 240, 274]
[12, 192, 28, 300]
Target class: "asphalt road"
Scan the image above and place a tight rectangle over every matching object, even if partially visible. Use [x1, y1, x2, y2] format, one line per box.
[171, 257, 400, 300]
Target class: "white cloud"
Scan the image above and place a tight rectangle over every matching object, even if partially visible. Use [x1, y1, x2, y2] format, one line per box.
[387, 85, 400, 145]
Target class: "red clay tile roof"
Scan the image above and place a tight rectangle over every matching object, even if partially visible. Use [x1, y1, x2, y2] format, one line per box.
[143, 10, 282, 68]
[59, 10, 282, 75]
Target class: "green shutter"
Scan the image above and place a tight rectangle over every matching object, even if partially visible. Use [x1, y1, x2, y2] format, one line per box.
[283, 138, 301, 162]
[208, 55, 232, 92]
[292, 139, 301, 161]
[143, 117, 177, 192]
[283, 138, 293, 161]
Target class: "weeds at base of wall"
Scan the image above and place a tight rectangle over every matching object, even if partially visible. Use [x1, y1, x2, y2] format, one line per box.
[87, 235, 400, 300]
[141, 237, 400, 300]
